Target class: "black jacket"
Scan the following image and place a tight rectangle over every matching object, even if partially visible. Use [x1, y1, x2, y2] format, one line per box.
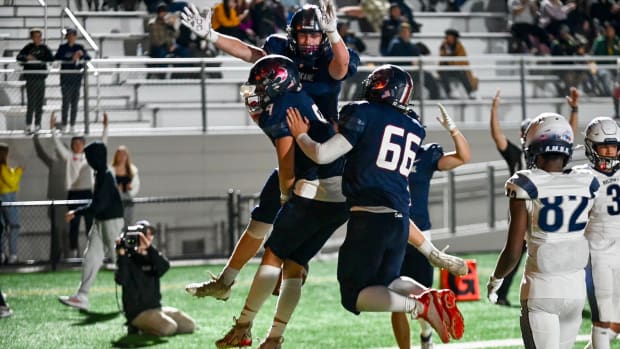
[115, 245, 170, 322]
[74, 141, 124, 220]
[16, 43, 54, 79]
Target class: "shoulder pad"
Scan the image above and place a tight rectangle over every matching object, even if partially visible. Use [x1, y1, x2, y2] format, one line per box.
[505, 170, 538, 199]
[338, 102, 367, 133]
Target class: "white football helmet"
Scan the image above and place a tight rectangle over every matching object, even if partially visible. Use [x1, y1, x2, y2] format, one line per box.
[584, 116, 620, 171]
[523, 112, 574, 169]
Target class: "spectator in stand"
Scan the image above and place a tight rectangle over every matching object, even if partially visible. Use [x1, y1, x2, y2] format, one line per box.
[148, 3, 183, 78]
[16, 28, 53, 135]
[538, 0, 576, 39]
[51, 112, 108, 258]
[111, 145, 140, 225]
[387, 22, 441, 100]
[212, 0, 252, 42]
[551, 24, 579, 96]
[380, 3, 405, 56]
[338, 21, 366, 55]
[508, 0, 551, 54]
[237, 0, 257, 44]
[33, 115, 70, 260]
[590, 21, 620, 97]
[54, 28, 91, 134]
[0, 143, 23, 265]
[250, 0, 286, 43]
[590, 0, 620, 33]
[438, 28, 478, 99]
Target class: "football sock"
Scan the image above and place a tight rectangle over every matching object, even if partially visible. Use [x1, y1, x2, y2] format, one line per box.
[592, 325, 611, 349]
[356, 286, 416, 313]
[220, 267, 239, 286]
[238, 265, 281, 324]
[269, 278, 302, 338]
[419, 319, 433, 337]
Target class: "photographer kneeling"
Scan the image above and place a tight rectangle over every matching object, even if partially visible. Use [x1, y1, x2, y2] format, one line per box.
[115, 220, 195, 336]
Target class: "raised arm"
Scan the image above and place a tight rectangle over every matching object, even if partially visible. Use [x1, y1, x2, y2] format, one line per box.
[286, 107, 353, 164]
[490, 89, 508, 151]
[435, 104, 471, 171]
[33, 134, 53, 167]
[315, 0, 350, 80]
[50, 112, 71, 161]
[181, 4, 265, 63]
[566, 87, 579, 135]
[101, 112, 109, 144]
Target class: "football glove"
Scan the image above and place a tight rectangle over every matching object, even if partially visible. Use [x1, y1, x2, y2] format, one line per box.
[316, 0, 337, 34]
[428, 245, 468, 276]
[487, 275, 504, 304]
[436, 103, 457, 132]
[181, 3, 219, 42]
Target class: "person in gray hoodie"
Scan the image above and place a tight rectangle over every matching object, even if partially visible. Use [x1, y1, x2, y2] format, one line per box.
[58, 141, 124, 311]
[33, 115, 69, 260]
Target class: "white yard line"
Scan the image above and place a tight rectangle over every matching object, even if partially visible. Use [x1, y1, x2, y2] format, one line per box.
[377, 334, 590, 349]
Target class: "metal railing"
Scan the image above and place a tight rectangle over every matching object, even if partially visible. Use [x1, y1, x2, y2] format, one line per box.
[0, 55, 618, 132]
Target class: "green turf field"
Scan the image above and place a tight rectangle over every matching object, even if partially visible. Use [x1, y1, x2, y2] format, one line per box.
[0, 252, 618, 349]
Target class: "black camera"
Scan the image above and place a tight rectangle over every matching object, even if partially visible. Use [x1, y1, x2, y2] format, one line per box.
[119, 225, 144, 250]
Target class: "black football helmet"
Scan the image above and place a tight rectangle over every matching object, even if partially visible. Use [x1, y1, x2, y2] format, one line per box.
[241, 55, 301, 118]
[362, 65, 414, 111]
[287, 5, 329, 60]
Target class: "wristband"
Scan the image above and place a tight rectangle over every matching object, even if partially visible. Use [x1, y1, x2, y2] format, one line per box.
[450, 129, 461, 137]
[208, 30, 220, 43]
[326, 31, 341, 44]
[571, 106, 578, 113]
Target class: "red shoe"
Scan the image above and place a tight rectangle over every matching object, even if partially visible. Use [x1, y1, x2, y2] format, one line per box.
[413, 289, 464, 343]
[437, 289, 464, 340]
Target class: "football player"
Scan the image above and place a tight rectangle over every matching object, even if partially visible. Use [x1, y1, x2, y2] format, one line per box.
[488, 113, 599, 349]
[488, 87, 579, 307]
[182, 0, 360, 301]
[578, 117, 620, 349]
[213, 55, 348, 349]
[392, 105, 471, 349]
[287, 65, 465, 344]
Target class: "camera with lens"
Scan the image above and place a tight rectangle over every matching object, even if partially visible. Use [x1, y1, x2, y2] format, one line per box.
[119, 225, 144, 251]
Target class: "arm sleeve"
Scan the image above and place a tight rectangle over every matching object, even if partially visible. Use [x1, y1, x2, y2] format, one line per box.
[295, 133, 353, 164]
[16, 45, 30, 62]
[82, 45, 91, 61]
[115, 254, 130, 286]
[33, 136, 53, 167]
[129, 166, 140, 197]
[74, 174, 113, 216]
[51, 130, 71, 160]
[147, 246, 170, 277]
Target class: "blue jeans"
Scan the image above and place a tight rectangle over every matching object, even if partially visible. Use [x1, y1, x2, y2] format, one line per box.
[0, 192, 20, 256]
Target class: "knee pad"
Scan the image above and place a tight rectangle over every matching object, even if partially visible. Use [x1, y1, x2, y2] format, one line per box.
[246, 220, 272, 239]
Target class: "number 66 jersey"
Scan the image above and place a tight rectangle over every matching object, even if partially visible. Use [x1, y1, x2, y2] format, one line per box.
[505, 167, 600, 300]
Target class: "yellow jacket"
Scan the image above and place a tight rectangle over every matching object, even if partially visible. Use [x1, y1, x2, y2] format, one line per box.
[0, 164, 23, 194]
[211, 2, 240, 30]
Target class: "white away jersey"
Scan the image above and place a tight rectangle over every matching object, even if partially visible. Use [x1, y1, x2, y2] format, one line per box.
[573, 164, 620, 240]
[505, 168, 600, 299]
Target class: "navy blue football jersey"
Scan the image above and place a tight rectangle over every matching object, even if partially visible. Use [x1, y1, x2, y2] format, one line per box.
[258, 89, 344, 181]
[408, 143, 443, 231]
[338, 101, 426, 214]
[263, 35, 360, 122]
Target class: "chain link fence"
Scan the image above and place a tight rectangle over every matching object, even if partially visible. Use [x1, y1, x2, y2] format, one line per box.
[0, 192, 259, 270]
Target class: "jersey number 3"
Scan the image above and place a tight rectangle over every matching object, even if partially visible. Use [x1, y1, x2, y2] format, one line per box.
[376, 125, 422, 176]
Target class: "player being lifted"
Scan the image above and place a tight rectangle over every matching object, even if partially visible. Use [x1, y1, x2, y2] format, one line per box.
[212, 55, 349, 349]
[182, 0, 359, 300]
[287, 65, 465, 344]
[577, 117, 620, 349]
[488, 113, 600, 349]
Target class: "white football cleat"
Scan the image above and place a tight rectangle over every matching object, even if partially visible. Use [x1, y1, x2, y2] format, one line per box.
[185, 272, 233, 301]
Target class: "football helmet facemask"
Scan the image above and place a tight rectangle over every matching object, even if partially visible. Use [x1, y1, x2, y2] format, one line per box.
[241, 55, 301, 120]
[287, 5, 329, 60]
[584, 116, 620, 172]
[523, 112, 574, 169]
[362, 64, 414, 111]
